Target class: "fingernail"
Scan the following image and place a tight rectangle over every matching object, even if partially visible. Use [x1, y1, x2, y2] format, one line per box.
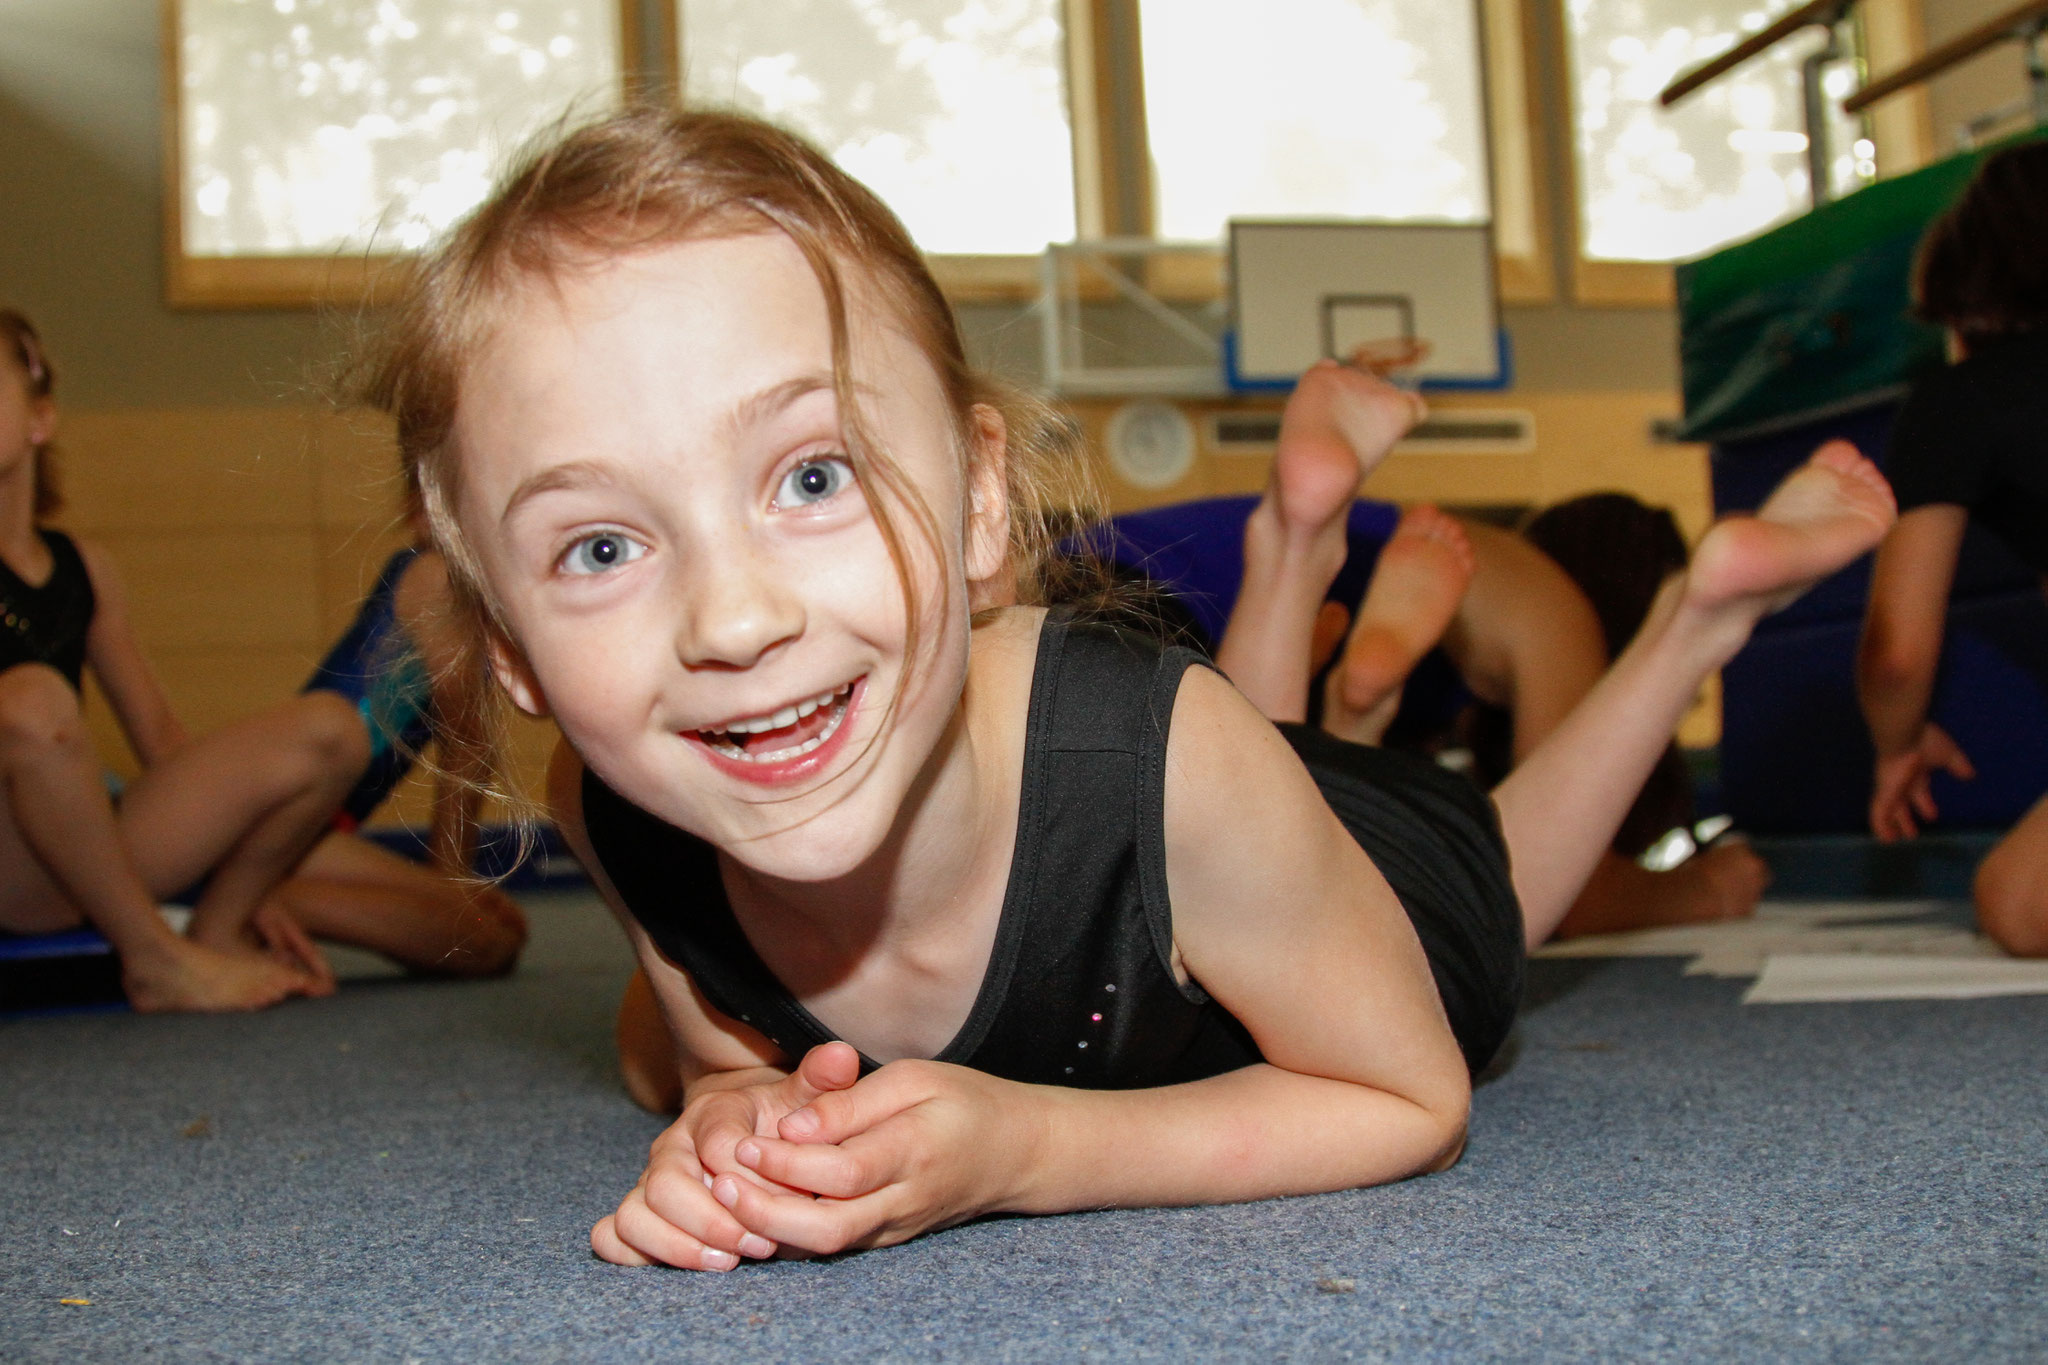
[782, 1109, 818, 1137]
[712, 1177, 739, 1208]
[739, 1234, 775, 1259]
[736, 1140, 760, 1166]
[702, 1248, 738, 1271]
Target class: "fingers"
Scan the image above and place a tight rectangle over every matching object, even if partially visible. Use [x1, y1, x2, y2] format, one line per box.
[1910, 778, 1939, 825]
[274, 915, 335, 993]
[779, 1063, 921, 1145]
[773, 1041, 862, 1115]
[598, 1168, 781, 1271]
[737, 1128, 902, 1201]
[708, 1168, 891, 1258]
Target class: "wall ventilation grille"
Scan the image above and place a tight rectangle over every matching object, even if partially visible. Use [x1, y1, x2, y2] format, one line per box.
[1210, 410, 1536, 455]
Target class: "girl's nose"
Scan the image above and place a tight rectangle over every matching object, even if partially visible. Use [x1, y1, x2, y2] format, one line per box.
[675, 547, 805, 670]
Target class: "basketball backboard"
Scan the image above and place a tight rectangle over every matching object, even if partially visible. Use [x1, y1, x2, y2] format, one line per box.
[1227, 220, 1506, 390]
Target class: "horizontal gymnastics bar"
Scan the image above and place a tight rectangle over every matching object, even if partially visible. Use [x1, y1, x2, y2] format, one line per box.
[1843, 0, 2048, 113]
[1659, 0, 1857, 108]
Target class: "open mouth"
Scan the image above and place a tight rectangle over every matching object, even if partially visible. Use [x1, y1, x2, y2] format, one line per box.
[689, 682, 857, 765]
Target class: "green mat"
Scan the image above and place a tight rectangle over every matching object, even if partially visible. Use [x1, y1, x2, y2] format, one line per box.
[1677, 131, 2047, 443]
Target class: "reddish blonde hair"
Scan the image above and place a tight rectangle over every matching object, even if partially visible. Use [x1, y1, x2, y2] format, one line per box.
[1, 308, 60, 519]
[362, 107, 1094, 800]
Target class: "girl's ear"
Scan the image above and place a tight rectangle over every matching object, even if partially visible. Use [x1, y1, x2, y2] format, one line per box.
[485, 632, 551, 718]
[963, 403, 1010, 592]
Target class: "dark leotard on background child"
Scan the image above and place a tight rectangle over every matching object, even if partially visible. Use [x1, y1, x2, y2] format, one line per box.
[0, 308, 330, 1010]
[304, 546, 438, 828]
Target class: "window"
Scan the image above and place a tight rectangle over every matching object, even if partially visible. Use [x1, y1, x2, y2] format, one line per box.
[165, 0, 1554, 307]
[1139, 0, 1492, 239]
[1560, 0, 1899, 301]
[167, 0, 633, 306]
[675, 0, 1077, 257]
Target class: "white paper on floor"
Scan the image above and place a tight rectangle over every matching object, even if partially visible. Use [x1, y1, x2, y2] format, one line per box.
[1533, 900, 2047, 1004]
[1744, 953, 2048, 1003]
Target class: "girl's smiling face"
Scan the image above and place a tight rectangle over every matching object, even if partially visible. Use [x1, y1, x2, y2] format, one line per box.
[452, 231, 1006, 882]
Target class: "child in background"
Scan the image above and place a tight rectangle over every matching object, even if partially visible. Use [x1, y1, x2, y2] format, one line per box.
[190, 535, 527, 977]
[0, 309, 329, 1009]
[1097, 465, 1770, 937]
[371, 108, 1895, 1269]
[1858, 138, 2048, 956]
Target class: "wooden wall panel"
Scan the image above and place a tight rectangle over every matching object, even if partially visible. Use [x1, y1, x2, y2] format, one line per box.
[58, 395, 1716, 814]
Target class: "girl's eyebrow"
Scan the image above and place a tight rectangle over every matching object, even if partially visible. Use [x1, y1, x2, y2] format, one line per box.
[499, 460, 617, 526]
[497, 374, 844, 525]
[722, 372, 836, 440]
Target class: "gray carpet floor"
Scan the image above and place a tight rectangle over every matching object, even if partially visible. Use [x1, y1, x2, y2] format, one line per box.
[3, 890, 2043, 1362]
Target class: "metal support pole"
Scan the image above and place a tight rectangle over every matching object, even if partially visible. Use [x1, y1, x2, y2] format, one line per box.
[1801, 17, 1845, 207]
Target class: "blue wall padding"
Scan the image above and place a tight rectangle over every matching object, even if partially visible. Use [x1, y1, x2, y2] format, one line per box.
[1713, 401, 2048, 833]
[1100, 495, 1401, 644]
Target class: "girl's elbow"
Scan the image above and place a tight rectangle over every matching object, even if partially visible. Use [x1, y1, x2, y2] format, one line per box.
[1415, 1065, 1471, 1174]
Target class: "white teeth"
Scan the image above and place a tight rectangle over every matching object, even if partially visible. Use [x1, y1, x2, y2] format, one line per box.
[698, 685, 852, 756]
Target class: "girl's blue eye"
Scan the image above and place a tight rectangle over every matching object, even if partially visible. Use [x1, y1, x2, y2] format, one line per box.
[562, 531, 644, 576]
[777, 457, 853, 508]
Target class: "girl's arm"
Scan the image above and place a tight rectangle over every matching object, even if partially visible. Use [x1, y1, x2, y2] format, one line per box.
[548, 740, 843, 1271]
[1857, 505, 1965, 754]
[713, 667, 1472, 1254]
[1856, 504, 1973, 839]
[77, 539, 188, 765]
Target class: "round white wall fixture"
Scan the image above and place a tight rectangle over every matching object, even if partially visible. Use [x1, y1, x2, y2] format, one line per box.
[1106, 400, 1196, 490]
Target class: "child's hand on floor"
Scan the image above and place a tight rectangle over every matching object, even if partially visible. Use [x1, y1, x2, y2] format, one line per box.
[249, 902, 336, 996]
[709, 1054, 1048, 1258]
[1871, 721, 1977, 842]
[591, 1041, 860, 1271]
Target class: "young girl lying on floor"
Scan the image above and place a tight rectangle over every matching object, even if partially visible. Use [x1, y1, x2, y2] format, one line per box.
[367, 108, 1895, 1269]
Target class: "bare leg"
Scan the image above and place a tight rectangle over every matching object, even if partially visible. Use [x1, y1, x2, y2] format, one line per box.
[1216, 361, 1427, 722]
[1554, 842, 1772, 937]
[0, 664, 313, 1011]
[1974, 790, 2048, 956]
[1498, 442, 1896, 947]
[117, 693, 366, 958]
[1321, 505, 1474, 744]
[275, 830, 528, 976]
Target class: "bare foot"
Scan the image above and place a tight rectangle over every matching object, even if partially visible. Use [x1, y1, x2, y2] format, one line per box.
[123, 937, 315, 1013]
[1688, 441, 1896, 623]
[1219, 363, 1431, 722]
[1270, 360, 1429, 539]
[1309, 600, 1352, 676]
[1322, 505, 1474, 743]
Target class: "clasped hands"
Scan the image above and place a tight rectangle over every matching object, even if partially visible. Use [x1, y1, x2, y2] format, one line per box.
[591, 1041, 1043, 1271]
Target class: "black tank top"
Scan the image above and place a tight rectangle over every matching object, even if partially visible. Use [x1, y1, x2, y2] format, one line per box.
[580, 608, 1264, 1088]
[0, 530, 96, 689]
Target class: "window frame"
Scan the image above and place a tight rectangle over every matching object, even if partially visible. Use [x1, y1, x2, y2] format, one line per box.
[161, 0, 1552, 308]
[1559, 0, 1934, 307]
[897, 0, 1557, 304]
[159, 0, 646, 309]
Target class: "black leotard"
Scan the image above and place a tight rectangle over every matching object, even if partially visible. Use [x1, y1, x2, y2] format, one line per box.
[1885, 328, 2048, 572]
[0, 530, 95, 689]
[581, 610, 1524, 1081]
